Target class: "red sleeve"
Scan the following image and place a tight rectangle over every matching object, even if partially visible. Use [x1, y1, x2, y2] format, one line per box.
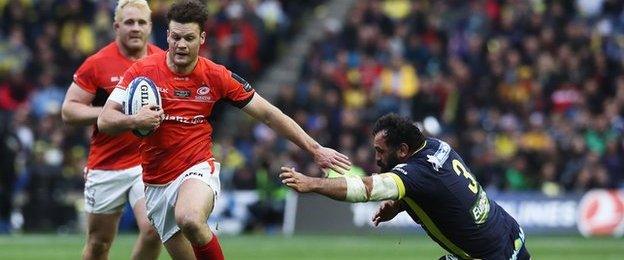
[73, 57, 99, 94]
[218, 66, 255, 108]
[116, 64, 140, 91]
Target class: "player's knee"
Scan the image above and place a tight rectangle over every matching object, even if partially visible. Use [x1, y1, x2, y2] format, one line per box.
[85, 238, 113, 256]
[139, 226, 160, 243]
[175, 213, 205, 235]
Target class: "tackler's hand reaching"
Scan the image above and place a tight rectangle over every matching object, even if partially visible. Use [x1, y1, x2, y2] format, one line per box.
[279, 167, 316, 193]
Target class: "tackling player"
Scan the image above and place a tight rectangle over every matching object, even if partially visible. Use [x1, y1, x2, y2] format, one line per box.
[97, 0, 351, 259]
[60, 1, 162, 259]
[280, 114, 531, 260]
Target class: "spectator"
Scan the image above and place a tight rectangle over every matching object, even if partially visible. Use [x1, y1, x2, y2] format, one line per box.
[254, 0, 624, 196]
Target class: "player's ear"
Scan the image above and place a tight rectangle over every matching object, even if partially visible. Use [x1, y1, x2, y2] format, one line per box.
[200, 31, 206, 45]
[398, 143, 410, 158]
[147, 20, 153, 34]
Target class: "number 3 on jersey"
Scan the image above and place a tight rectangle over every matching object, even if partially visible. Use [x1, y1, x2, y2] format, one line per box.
[452, 159, 490, 224]
[452, 159, 478, 194]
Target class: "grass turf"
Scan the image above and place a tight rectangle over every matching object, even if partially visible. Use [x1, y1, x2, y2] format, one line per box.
[0, 233, 622, 259]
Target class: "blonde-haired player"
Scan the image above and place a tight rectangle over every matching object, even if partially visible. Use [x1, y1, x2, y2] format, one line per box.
[61, 0, 163, 259]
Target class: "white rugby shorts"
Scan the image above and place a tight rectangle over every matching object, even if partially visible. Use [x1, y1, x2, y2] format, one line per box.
[144, 160, 221, 242]
[84, 165, 145, 214]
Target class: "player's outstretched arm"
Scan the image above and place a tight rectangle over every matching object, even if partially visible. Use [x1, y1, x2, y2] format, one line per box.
[97, 90, 163, 135]
[61, 82, 102, 125]
[279, 167, 403, 202]
[242, 94, 351, 174]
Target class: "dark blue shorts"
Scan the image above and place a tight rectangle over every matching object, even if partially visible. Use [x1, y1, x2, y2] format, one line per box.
[483, 226, 530, 260]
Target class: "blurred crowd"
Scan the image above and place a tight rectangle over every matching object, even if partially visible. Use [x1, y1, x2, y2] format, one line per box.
[228, 0, 624, 204]
[0, 0, 321, 232]
[1, 0, 624, 233]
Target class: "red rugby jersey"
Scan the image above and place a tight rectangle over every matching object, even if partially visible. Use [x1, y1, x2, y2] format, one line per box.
[73, 42, 163, 170]
[116, 52, 255, 184]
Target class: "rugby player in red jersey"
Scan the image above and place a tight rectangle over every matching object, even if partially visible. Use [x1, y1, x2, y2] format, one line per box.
[61, 1, 162, 259]
[97, 0, 351, 259]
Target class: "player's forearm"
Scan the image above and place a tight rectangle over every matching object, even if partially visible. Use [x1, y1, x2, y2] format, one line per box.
[311, 177, 349, 201]
[61, 102, 102, 125]
[341, 174, 400, 202]
[97, 107, 137, 135]
[244, 95, 320, 153]
[266, 108, 319, 154]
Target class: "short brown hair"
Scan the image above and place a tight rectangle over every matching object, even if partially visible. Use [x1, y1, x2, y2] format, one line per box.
[167, 0, 208, 28]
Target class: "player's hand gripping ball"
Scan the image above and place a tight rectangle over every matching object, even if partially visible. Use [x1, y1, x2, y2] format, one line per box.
[125, 76, 162, 137]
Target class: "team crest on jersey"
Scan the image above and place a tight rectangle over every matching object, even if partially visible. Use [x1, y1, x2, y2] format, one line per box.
[197, 85, 210, 95]
[195, 84, 212, 101]
[231, 72, 253, 92]
[392, 164, 408, 175]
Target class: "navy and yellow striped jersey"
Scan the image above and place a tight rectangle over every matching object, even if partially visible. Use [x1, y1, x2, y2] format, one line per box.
[390, 138, 524, 259]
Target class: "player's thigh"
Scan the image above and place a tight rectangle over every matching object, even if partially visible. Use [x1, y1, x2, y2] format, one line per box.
[174, 160, 221, 221]
[86, 212, 123, 241]
[163, 231, 195, 260]
[132, 198, 156, 234]
[174, 178, 216, 222]
[128, 178, 154, 234]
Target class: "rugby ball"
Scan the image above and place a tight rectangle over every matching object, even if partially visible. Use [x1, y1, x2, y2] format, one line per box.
[125, 76, 162, 137]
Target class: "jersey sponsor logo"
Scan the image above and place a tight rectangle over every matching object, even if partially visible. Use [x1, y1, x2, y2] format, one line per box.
[471, 189, 490, 224]
[231, 72, 253, 92]
[163, 114, 207, 124]
[577, 190, 624, 237]
[426, 141, 451, 171]
[174, 77, 190, 81]
[392, 163, 408, 175]
[157, 87, 169, 94]
[174, 89, 191, 98]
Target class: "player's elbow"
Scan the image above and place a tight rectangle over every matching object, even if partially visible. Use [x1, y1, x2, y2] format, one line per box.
[61, 103, 78, 125]
[61, 107, 71, 124]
